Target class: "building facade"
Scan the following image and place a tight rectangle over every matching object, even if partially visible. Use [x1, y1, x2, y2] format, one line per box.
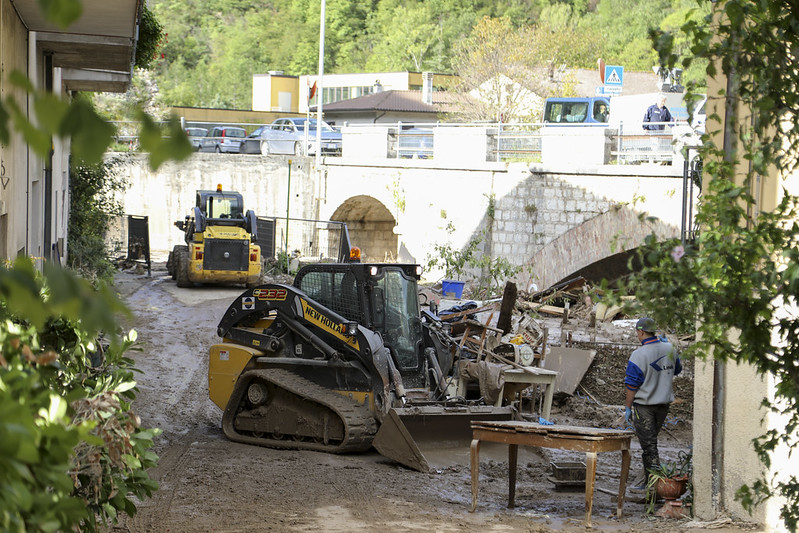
[251, 71, 457, 115]
[0, 0, 141, 263]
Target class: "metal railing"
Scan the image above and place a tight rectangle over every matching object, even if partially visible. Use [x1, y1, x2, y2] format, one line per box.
[256, 216, 350, 264]
[110, 119, 699, 165]
[491, 124, 544, 162]
[613, 121, 686, 164]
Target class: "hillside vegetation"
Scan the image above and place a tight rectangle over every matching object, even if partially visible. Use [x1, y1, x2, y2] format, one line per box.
[150, 0, 708, 109]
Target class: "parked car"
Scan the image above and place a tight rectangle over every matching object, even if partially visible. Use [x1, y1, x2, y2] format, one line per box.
[542, 97, 611, 125]
[396, 128, 433, 159]
[239, 125, 269, 154]
[185, 127, 207, 151]
[199, 126, 246, 153]
[247, 118, 342, 156]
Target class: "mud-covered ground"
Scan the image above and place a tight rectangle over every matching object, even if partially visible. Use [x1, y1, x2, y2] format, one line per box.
[112, 264, 749, 533]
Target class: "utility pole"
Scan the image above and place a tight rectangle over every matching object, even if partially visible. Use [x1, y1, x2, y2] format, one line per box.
[316, 0, 325, 170]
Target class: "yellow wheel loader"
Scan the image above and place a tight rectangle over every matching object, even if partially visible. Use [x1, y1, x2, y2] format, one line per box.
[208, 255, 517, 471]
[167, 186, 261, 288]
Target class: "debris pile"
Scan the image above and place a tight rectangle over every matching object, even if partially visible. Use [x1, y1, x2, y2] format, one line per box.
[424, 277, 694, 430]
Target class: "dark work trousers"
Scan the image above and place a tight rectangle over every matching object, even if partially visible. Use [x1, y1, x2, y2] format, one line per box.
[632, 403, 670, 475]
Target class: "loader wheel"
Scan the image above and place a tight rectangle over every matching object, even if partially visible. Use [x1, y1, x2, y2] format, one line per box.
[167, 245, 187, 280]
[176, 247, 192, 288]
[247, 382, 268, 406]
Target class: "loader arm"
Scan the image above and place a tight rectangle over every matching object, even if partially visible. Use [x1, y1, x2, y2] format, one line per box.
[216, 283, 397, 413]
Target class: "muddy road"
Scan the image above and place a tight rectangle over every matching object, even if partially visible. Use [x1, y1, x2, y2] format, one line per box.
[112, 266, 721, 533]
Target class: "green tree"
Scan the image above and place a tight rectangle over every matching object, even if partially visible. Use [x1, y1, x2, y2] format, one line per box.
[145, 0, 695, 109]
[68, 156, 129, 285]
[533, 3, 605, 69]
[450, 16, 546, 122]
[365, 3, 440, 72]
[585, 0, 671, 70]
[658, 0, 710, 87]
[617, 1, 799, 530]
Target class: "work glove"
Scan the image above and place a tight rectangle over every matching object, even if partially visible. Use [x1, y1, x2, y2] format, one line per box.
[625, 407, 632, 423]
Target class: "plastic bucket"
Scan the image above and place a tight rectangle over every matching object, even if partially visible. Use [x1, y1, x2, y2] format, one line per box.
[441, 279, 465, 299]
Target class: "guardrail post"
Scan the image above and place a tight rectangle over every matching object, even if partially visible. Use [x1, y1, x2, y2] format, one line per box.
[397, 121, 402, 159]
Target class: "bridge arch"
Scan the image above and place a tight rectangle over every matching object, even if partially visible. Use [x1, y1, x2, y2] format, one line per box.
[525, 207, 679, 290]
[330, 195, 397, 261]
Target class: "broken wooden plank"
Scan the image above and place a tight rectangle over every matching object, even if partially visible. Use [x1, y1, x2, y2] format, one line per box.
[496, 281, 517, 335]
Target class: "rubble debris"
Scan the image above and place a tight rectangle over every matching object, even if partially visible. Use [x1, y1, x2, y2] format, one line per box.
[548, 461, 587, 490]
[423, 274, 693, 425]
[527, 276, 587, 303]
[439, 301, 484, 322]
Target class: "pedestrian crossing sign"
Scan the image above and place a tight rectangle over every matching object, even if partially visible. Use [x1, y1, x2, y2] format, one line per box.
[604, 66, 624, 86]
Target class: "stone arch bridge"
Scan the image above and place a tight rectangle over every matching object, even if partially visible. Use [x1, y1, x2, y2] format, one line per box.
[116, 154, 688, 289]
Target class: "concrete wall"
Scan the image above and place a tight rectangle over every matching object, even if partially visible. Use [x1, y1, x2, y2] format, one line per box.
[0, 0, 30, 258]
[492, 166, 683, 289]
[113, 154, 685, 291]
[113, 154, 318, 257]
[0, 1, 67, 263]
[171, 106, 302, 129]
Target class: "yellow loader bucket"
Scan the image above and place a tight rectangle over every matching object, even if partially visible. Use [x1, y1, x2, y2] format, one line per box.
[372, 405, 516, 472]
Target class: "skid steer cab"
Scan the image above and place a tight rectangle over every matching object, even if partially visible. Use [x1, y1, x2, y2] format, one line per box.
[208, 260, 516, 472]
[167, 185, 261, 288]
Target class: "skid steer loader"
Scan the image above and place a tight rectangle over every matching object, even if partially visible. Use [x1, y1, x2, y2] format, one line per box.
[167, 185, 261, 288]
[208, 251, 519, 471]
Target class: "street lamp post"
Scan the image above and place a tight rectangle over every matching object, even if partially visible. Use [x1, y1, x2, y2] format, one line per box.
[316, 0, 325, 170]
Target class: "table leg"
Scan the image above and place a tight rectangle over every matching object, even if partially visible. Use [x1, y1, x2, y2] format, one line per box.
[542, 379, 554, 420]
[508, 444, 518, 508]
[470, 438, 481, 512]
[584, 451, 597, 527]
[617, 447, 631, 519]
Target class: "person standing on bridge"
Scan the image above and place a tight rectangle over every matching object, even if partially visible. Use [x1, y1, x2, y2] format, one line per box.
[642, 95, 672, 130]
[643, 95, 673, 162]
[624, 317, 682, 490]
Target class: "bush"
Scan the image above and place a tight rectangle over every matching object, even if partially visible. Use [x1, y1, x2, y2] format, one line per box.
[0, 257, 159, 532]
[68, 156, 129, 284]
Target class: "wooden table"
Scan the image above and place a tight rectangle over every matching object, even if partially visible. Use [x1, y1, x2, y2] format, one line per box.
[470, 421, 634, 526]
[493, 367, 557, 419]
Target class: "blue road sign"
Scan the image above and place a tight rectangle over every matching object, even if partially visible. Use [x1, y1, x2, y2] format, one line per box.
[604, 66, 624, 87]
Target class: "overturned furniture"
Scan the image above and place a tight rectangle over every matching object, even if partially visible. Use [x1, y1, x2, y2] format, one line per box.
[439, 302, 558, 419]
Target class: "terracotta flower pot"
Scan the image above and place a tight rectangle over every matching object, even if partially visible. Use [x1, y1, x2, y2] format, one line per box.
[655, 475, 689, 500]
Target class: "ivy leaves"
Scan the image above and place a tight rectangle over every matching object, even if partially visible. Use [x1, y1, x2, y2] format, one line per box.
[620, 2, 799, 530]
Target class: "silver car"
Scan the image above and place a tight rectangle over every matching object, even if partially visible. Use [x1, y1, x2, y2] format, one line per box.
[185, 127, 207, 151]
[255, 118, 342, 156]
[199, 126, 246, 153]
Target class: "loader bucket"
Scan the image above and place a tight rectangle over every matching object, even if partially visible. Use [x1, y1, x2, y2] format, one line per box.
[372, 404, 515, 472]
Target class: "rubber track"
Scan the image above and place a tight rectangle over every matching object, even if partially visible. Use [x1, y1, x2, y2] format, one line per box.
[222, 368, 377, 454]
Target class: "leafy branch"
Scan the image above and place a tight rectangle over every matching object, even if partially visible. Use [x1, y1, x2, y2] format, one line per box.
[612, 2, 799, 530]
[0, 257, 159, 531]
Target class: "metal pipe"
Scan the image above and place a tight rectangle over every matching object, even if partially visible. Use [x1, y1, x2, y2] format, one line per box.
[711, 23, 741, 510]
[285, 160, 291, 272]
[681, 156, 689, 244]
[315, 0, 325, 169]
